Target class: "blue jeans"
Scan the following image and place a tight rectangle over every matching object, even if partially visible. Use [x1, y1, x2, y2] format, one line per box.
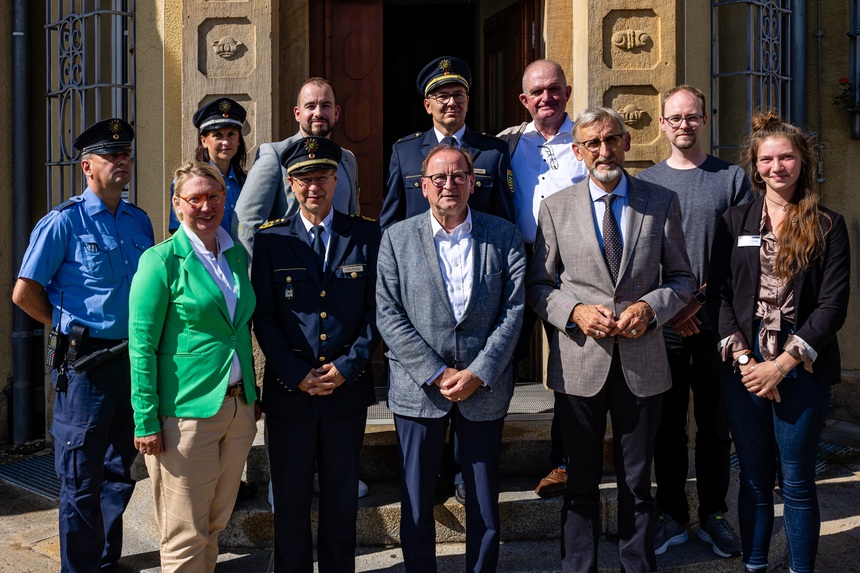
[721, 362, 829, 573]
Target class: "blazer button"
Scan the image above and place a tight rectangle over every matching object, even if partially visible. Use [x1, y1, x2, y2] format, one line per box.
[320, 333, 327, 341]
[319, 356, 326, 362]
[351, 272, 358, 278]
[320, 311, 327, 319]
[613, 294, 621, 302]
[475, 181, 482, 187]
[320, 290, 326, 297]
[286, 276, 292, 283]
[413, 181, 420, 187]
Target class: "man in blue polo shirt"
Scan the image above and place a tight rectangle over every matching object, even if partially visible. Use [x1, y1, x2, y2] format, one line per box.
[13, 118, 154, 573]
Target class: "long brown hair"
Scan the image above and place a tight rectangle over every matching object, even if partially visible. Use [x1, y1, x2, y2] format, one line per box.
[743, 112, 829, 279]
[194, 129, 248, 180]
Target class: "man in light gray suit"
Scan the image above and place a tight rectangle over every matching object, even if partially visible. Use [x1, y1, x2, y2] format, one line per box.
[234, 77, 360, 254]
[377, 144, 526, 573]
[527, 107, 695, 573]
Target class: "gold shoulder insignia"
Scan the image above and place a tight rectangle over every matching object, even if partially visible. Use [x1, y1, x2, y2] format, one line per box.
[260, 217, 287, 230]
[351, 214, 377, 222]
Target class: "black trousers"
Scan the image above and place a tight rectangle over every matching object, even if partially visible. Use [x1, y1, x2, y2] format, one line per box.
[654, 329, 731, 523]
[555, 346, 662, 573]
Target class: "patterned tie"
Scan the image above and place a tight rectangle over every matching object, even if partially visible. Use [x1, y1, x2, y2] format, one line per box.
[312, 225, 326, 272]
[600, 194, 622, 283]
[440, 136, 458, 148]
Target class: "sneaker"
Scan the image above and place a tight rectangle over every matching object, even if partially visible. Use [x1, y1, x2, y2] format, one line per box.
[697, 512, 742, 557]
[313, 473, 369, 498]
[653, 511, 689, 555]
[534, 467, 567, 498]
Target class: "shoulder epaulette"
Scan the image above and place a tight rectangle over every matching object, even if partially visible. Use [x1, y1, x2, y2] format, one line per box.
[123, 200, 149, 216]
[395, 132, 423, 144]
[260, 217, 288, 230]
[53, 196, 84, 211]
[351, 214, 377, 223]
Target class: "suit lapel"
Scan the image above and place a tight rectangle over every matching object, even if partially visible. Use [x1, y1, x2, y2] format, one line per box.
[618, 174, 646, 282]
[174, 227, 232, 325]
[321, 212, 351, 289]
[287, 215, 323, 285]
[420, 130, 439, 159]
[568, 181, 612, 282]
[418, 216, 458, 324]
[225, 244, 250, 331]
[460, 127, 483, 162]
[741, 197, 765, 290]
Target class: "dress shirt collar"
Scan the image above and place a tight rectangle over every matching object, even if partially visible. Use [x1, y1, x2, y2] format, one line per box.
[299, 209, 334, 238]
[430, 207, 473, 239]
[433, 125, 467, 145]
[588, 172, 628, 202]
[183, 224, 234, 260]
[523, 113, 574, 142]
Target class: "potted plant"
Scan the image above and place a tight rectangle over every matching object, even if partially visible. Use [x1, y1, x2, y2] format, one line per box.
[834, 77, 860, 139]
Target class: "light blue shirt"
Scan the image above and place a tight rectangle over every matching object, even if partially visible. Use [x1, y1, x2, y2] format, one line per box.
[588, 175, 629, 253]
[19, 188, 155, 338]
[298, 209, 334, 271]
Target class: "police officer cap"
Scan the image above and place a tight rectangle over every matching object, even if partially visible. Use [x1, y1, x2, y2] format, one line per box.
[282, 136, 342, 175]
[416, 56, 472, 97]
[72, 118, 134, 155]
[192, 98, 247, 132]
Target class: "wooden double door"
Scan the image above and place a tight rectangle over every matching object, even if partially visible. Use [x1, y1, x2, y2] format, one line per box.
[299, 0, 539, 219]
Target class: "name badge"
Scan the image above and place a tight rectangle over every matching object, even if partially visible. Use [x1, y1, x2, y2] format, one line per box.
[86, 243, 99, 253]
[340, 264, 365, 274]
[737, 235, 762, 247]
[473, 168, 487, 175]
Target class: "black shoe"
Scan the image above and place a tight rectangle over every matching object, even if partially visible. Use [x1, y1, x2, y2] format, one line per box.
[236, 480, 258, 501]
[454, 483, 466, 505]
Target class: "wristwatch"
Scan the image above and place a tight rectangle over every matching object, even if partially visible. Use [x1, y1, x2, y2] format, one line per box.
[693, 289, 707, 305]
[733, 352, 752, 373]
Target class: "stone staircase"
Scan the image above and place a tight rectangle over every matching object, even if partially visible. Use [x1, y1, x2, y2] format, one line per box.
[124, 411, 788, 571]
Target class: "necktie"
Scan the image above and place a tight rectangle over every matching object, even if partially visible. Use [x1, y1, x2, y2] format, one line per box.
[600, 194, 622, 283]
[312, 225, 326, 272]
[440, 136, 458, 148]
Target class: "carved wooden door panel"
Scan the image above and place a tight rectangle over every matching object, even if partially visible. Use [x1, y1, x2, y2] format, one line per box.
[310, 0, 384, 219]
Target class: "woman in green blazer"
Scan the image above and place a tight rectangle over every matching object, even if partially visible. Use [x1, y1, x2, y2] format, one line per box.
[129, 161, 258, 573]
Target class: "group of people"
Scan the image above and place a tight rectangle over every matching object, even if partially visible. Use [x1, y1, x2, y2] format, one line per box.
[11, 54, 849, 573]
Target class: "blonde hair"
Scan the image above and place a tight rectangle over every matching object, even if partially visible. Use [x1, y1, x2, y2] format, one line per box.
[172, 161, 226, 222]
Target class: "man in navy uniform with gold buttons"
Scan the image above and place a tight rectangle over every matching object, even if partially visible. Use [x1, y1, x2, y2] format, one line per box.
[251, 136, 381, 573]
[12, 118, 154, 573]
[380, 56, 515, 230]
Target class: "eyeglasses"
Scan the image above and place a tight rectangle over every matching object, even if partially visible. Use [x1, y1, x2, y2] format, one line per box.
[662, 115, 704, 128]
[291, 174, 334, 188]
[576, 133, 625, 154]
[426, 92, 468, 105]
[541, 145, 559, 170]
[422, 171, 470, 188]
[176, 191, 224, 208]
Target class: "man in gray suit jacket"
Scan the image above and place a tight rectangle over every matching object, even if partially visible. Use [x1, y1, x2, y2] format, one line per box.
[527, 107, 695, 573]
[377, 145, 526, 573]
[234, 77, 360, 255]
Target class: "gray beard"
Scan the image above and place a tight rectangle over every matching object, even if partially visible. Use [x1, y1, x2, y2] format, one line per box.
[590, 163, 623, 182]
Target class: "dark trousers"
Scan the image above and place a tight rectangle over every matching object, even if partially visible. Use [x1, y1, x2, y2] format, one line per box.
[50, 358, 137, 573]
[267, 411, 366, 573]
[394, 408, 504, 573]
[654, 329, 731, 523]
[555, 347, 662, 573]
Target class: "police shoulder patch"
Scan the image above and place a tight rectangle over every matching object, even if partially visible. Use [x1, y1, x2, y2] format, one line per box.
[506, 169, 515, 193]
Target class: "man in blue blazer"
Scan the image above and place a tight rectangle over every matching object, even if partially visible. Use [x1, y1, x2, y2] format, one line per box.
[251, 136, 381, 573]
[377, 144, 526, 573]
[380, 56, 515, 230]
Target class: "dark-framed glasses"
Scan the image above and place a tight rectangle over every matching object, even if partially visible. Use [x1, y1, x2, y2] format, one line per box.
[662, 114, 704, 128]
[292, 174, 334, 188]
[177, 191, 225, 208]
[577, 133, 625, 154]
[427, 92, 468, 105]
[541, 144, 559, 170]
[422, 171, 470, 188]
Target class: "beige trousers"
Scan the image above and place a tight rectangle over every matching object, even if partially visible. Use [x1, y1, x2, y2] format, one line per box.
[145, 395, 256, 573]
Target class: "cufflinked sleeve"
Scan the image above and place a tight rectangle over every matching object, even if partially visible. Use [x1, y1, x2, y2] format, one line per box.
[129, 248, 170, 437]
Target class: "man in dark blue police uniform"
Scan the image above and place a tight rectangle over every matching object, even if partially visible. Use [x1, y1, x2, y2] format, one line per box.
[250, 136, 381, 573]
[380, 56, 515, 230]
[13, 118, 154, 573]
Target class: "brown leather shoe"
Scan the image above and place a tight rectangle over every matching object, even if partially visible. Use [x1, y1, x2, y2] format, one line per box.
[534, 467, 567, 498]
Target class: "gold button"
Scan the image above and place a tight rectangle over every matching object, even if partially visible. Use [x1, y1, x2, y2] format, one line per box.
[476, 181, 482, 187]
[351, 272, 358, 278]
[319, 356, 326, 362]
[320, 333, 327, 341]
[320, 290, 326, 297]
[413, 181, 419, 187]
[286, 276, 292, 283]
[320, 311, 327, 319]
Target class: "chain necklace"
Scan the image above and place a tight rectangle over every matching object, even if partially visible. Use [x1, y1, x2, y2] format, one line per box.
[765, 194, 788, 212]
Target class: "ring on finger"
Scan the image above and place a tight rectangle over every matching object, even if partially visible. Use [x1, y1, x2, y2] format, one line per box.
[630, 329, 638, 336]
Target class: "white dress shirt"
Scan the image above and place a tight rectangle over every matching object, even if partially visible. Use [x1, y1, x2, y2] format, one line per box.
[184, 225, 243, 385]
[425, 208, 474, 385]
[512, 115, 589, 243]
[433, 125, 466, 146]
[299, 209, 334, 271]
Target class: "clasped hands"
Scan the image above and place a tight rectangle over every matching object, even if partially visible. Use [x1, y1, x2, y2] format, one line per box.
[434, 367, 483, 403]
[571, 301, 653, 340]
[298, 363, 345, 396]
[738, 356, 784, 403]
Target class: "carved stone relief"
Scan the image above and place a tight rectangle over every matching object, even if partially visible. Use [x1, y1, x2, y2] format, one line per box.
[603, 10, 659, 70]
[198, 18, 255, 78]
[604, 85, 661, 147]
